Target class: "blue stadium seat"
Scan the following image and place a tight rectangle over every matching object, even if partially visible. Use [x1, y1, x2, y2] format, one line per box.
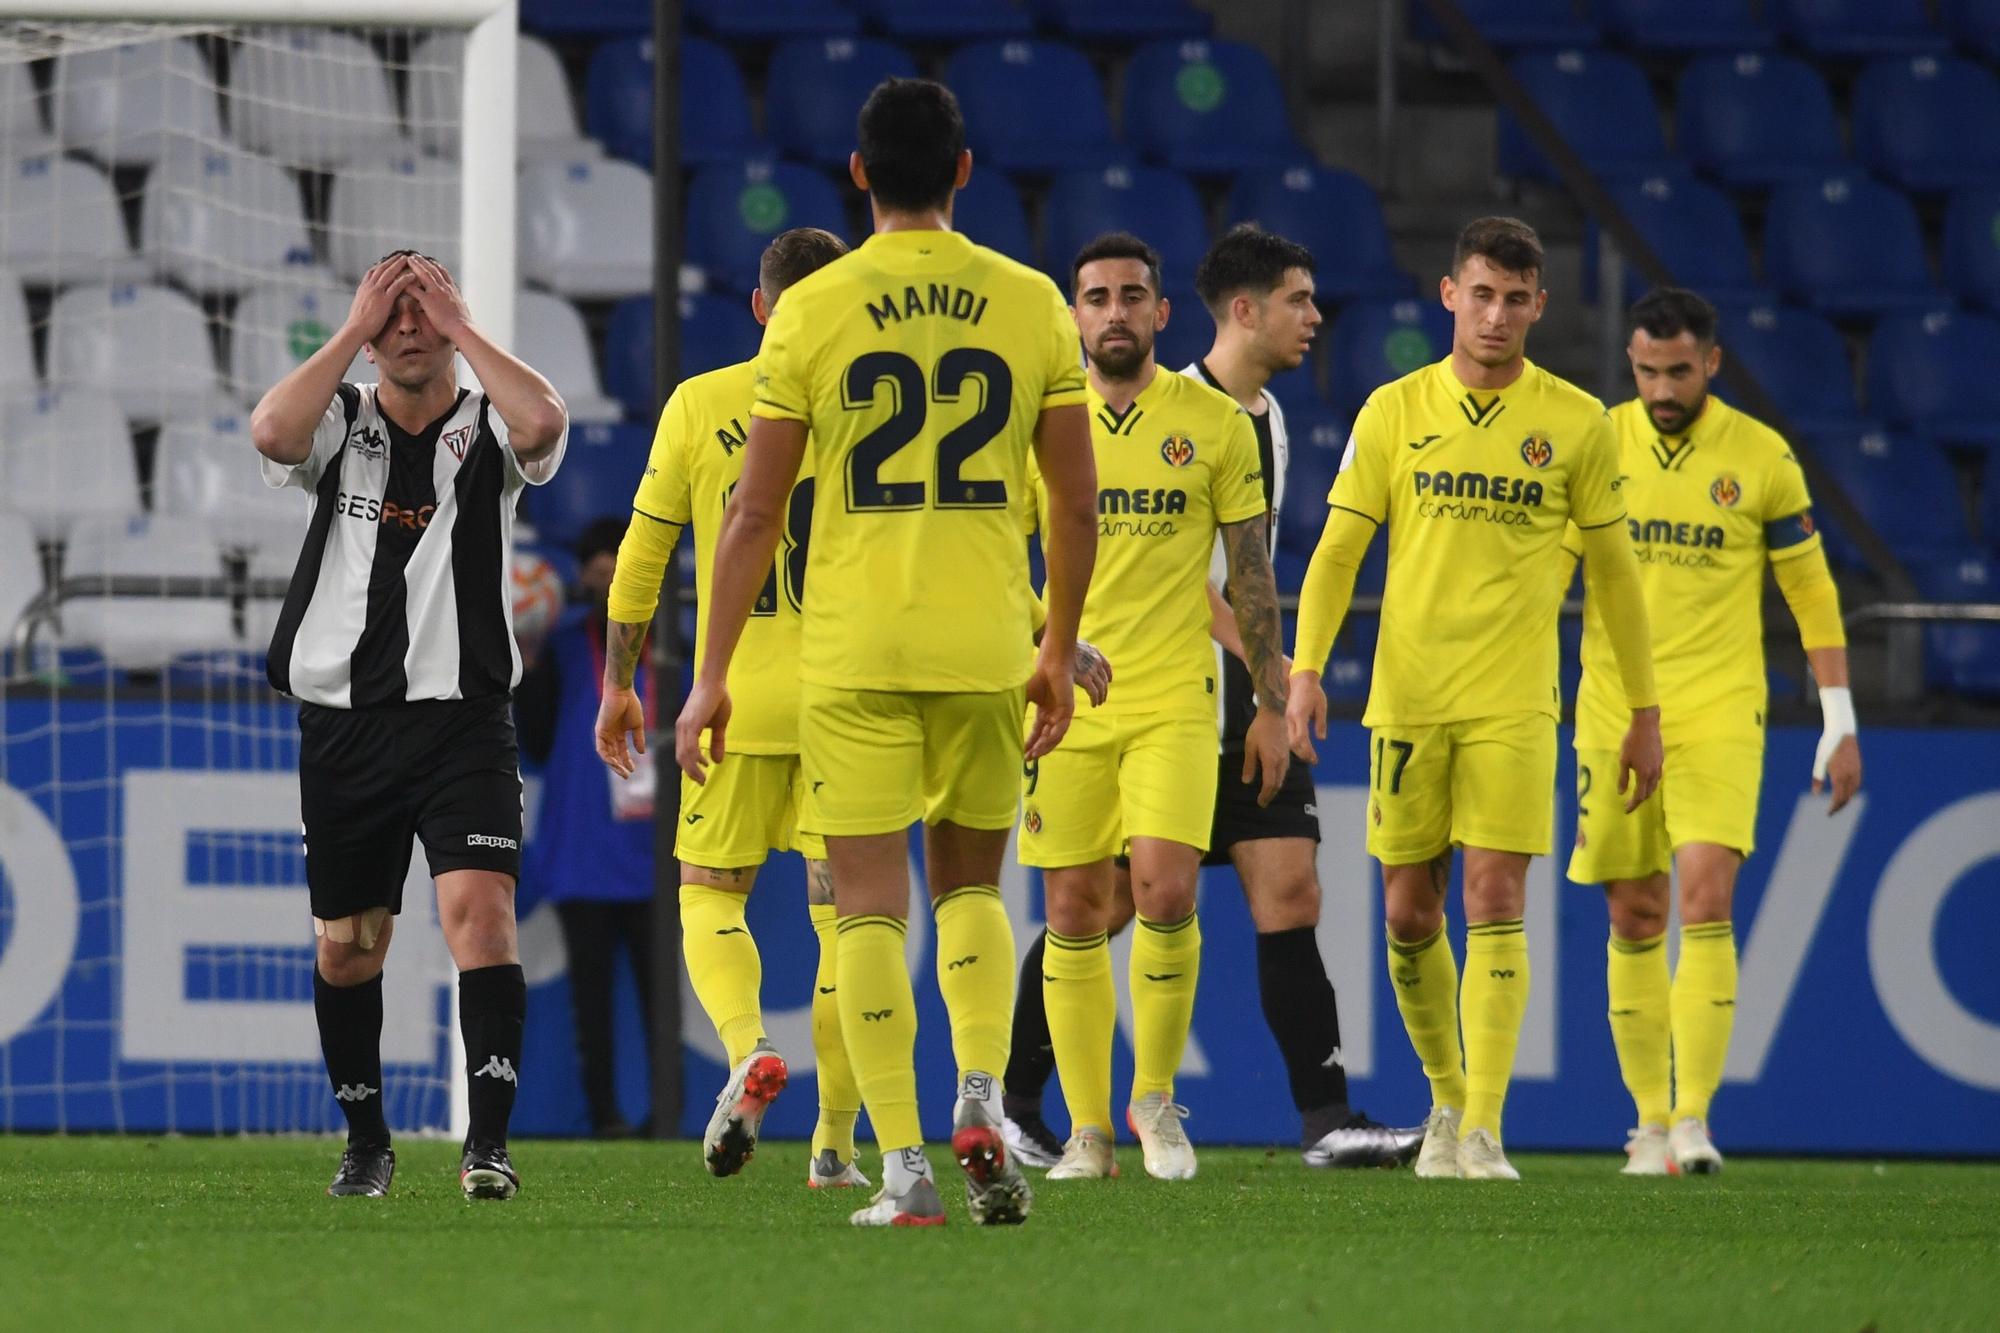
[1763, 174, 1945, 318]
[686, 0, 859, 40]
[1941, 0, 2000, 63]
[524, 422, 652, 547]
[853, 0, 1034, 41]
[1853, 56, 2000, 192]
[766, 37, 918, 168]
[1044, 165, 1209, 291]
[1227, 164, 1409, 302]
[1715, 304, 1863, 438]
[1984, 451, 2000, 554]
[590, 37, 761, 171]
[1499, 50, 1675, 185]
[1276, 400, 1347, 559]
[604, 297, 761, 422]
[602, 296, 654, 420]
[1943, 185, 2000, 314]
[1266, 359, 1319, 407]
[1606, 175, 1767, 306]
[1811, 428, 1975, 568]
[1032, 0, 1211, 41]
[1601, 0, 1772, 51]
[952, 168, 1034, 266]
[1675, 53, 1844, 188]
[685, 158, 851, 290]
[1153, 288, 1210, 377]
[521, 0, 648, 36]
[942, 40, 1120, 175]
[1866, 310, 2000, 452]
[1121, 38, 1300, 177]
[1409, 0, 1598, 49]
[1913, 555, 2000, 698]
[1326, 297, 1452, 419]
[1771, 0, 1948, 58]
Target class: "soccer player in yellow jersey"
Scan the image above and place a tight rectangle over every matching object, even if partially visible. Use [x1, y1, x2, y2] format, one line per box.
[1563, 288, 1862, 1177]
[1286, 217, 1664, 1181]
[1018, 232, 1289, 1182]
[673, 79, 1099, 1228]
[595, 229, 864, 1187]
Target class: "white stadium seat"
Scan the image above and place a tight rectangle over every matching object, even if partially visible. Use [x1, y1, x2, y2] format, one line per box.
[45, 283, 231, 425]
[0, 59, 59, 160]
[519, 157, 654, 298]
[0, 266, 37, 403]
[229, 27, 407, 168]
[407, 33, 601, 162]
[0, 391, 141, 539]
[0, 509, 43, 643]
[0, 153, 147, 285]
[142, 142, 325, 293]
[230, 282, 371, 404]
[155, 413, 306, 553]
[53, 38, 224, 168]
[514, 289, 624, 424]
[327, 153, 461, 283]
[58, 513, 234, 670]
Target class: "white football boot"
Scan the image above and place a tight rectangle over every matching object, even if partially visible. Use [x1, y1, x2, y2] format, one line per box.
[702, 1041, 787, 1178]
[1669, 1117, 1725, 1175]
[1413, 1105, 1463, 1180]
[1621, 1125, 1671, 1176]
[1046, 1127, 1118, 1180]
[848, 1175, 947, 1228]
[1455, 1127, 1522, 1182]
[806, 1148, 870, 1189]
[1126, 1092, 1197, 1181]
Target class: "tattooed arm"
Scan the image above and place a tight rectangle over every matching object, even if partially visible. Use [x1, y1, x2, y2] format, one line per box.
[597, 509, 682, 779]
[1219, 515, 1291, 806]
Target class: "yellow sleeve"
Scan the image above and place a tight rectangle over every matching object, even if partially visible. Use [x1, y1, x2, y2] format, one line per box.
[1773, 543, 1847, 649]
[1762, 444, 1826, 566]
[749, 291, 812, 424]
[607, 390, 690, 624]
[1577, 520, 1658, 709]
[1041, 278, 1087, 408]
[1212, 408, 1266, 526]
[1568, 412, 1627, 531]
[1292, 506, 1377, 672]
[1557, 520, 1583, 597]
[1325, 397, 1391, 524]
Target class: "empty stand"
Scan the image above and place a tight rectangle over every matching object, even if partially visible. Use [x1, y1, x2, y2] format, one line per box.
[515, 290, 624, 424]
[1227, 165, 1407, 301]
[1607, 175, 1766, 306]
[1811, 428, 1976, 568]
[1912, 555, 2000, 698]
[142, 142, 322, 293]
[676, 291, 765, 381]
[943, 41, 1120, 174]
[1600, 0, 1772, 52]
[952, 168, 1035, 266]
[1044, 165, 1208, 289]
[1866, 310, 2000, 452]
[683, 157, 846, 291]
[409, 33, 600, 162]
[1771, 0, 1948, 58]
[53, 38, 220, 168]
[520, 156, 655, 298]
[0, 153, 146, 285]
[1500, 49, 1675, 185]
[1852, 56, 2000, 192]
[521, 0, 650, 37]
[592, 36, 758, 171]
[1033, 0, 1211, 41]
[58, 514, 234, 671]
[0, 392, 141, 539]
[45, 283, 229, 425]
[326, 153, 461, 283]
[685, 0, 859, 41]
[1326, 298, 1452, 417]
[154, 413, 305, 553]
[1764, 174, 1944, 318]
[767, 37, 920, 168]
[0, 510, 40, 641]
[523, 420, 652, 546]
[1943, 186, 2000, 313]
[1675, 53, 1844, 188]
[230, 284, 373, 405]
[854, 0, 1034, 42]
[1716, 304, 1863, 437]
[1409, 0, 1597, 49]
[229, 27, 406, 168]
[0, 266, 34, 403]
[1121, 38, 1299, 176]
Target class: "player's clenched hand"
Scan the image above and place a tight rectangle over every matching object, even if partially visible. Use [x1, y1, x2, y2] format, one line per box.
[675, 677, 731, 784]
[345, 255, 415, 344]
[594, 687, 645, 780]
[1814, 734, 1862, 815]
[1285, 669, 1327, 764]
[1073, 640, 1113, 707]
[1618, 705, 1664, 812]
[1024, 648, 1075, 761]
[1243, 709, 1291, 807]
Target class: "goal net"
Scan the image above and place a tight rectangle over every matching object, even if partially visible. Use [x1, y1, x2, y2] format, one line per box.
[0, 9, 513, 1135]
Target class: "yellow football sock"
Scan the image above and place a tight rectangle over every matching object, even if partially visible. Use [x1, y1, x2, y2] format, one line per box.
[1043, 929, 1114, 1136]
[1129, 912, 1201, 1102]
[677, 885, 763, 1067]
[834, 914, 921, 1152]
[1671, 921, 1737, 1124]
[932, 884, 1015, 1082]
[1386, 921, 1467, 1111]
[1461, 918, 1530, 1140]
[808, 902, 858, 1161]
[1607, 930, 1672, 1128]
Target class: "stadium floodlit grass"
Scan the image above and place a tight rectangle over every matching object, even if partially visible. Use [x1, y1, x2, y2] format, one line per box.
[3, 1138, 1995, 1331]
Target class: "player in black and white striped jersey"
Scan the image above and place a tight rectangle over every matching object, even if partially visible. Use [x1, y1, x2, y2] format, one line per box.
[253, 251, 569, 1201]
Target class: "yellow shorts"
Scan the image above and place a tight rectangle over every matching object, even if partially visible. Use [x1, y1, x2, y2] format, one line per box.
[1017, 709, 1217, 868]
[1567, 736, 1763, 884]
[676, 752, 827, 869]
[797, 682, 1026, 837]
[1366, 713, 1556, 864]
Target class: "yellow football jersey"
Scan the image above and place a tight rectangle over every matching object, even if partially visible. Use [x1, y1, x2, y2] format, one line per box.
[1569, 396, 1820, 750]
[1025, 367, 1265, 716]
[750, 228, 1088, 693]
[1330, 357, 1625, 727]
[631, 360, 814, 754]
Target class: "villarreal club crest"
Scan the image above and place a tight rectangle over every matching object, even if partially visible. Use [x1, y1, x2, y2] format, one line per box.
[1519, 433, 1554, 469]
[1160, 435, 1196, 468]
[1710, 473, 1742, 508]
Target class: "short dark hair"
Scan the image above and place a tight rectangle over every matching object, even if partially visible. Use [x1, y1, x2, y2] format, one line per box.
[1451, 216, 1543, 280]
[1193, 223, 1316, 315]
[575, 517, 625, 566]
[1626, 286, 1718, 345]
[856, 78, 964, 213]
[373, 248, 442, 268]
[1070, 231, 1163, 297]
[759, 227, 849, 300]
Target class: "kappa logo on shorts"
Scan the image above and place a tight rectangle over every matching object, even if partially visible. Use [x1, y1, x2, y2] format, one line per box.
[1304, 803, 1318, 817]
[1160, 434, 1196, 468]
[473, 1056, 518, 1084]
[1023, 807, 1043, 835]
[466, 833, 518, 850]
[334, 1083, 378, 1102]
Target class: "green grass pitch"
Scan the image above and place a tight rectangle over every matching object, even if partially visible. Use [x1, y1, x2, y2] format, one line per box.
[3, 1137, 1995, 1331]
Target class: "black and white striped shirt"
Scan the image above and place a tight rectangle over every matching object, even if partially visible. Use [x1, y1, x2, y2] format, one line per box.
[261, 382, 566, 708]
